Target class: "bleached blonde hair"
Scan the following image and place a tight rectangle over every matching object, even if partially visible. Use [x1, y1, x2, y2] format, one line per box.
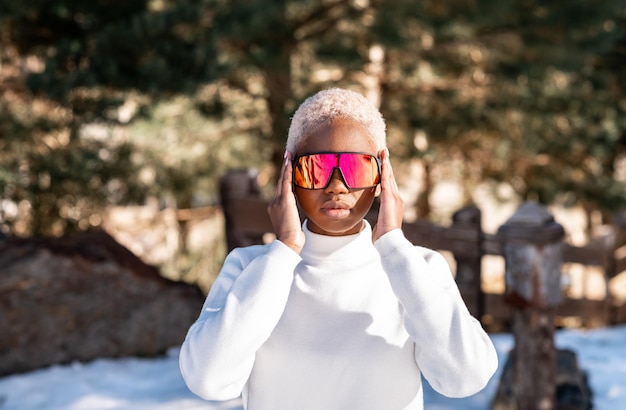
[286, 88, 386, 153]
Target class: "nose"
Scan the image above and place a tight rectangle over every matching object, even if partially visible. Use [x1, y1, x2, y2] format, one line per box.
[324, 168, 349, 193]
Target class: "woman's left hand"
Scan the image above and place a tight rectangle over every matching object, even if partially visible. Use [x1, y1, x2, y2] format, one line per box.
[372, 148, 405, 242]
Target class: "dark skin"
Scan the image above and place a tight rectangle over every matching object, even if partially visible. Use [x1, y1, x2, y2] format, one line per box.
[268, 118, 405, 254]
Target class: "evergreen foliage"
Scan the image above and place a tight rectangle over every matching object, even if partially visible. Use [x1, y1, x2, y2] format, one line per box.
[0, 0, 624, 238]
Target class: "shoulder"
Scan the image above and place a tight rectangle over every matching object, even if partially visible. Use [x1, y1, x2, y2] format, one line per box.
[223, 240, 299, 272]
[377, 229, 447, 263]
[376, 229, 452, 275]
[412, 245, 449, 267]
[221, 242, 275, 273]
[207, 243, 275, 300]
[226, 243, 272, 262]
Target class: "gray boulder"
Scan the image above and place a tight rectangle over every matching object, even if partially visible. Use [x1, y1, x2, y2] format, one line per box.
[0, 230, 205, 376]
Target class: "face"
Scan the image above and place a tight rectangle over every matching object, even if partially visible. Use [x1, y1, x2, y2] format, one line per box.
[294, 118, 380, 236]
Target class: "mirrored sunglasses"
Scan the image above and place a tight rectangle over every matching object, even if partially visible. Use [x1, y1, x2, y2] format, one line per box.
[293, 152, 381, 190]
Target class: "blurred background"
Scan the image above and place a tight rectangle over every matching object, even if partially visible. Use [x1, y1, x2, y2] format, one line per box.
[1, 0, 625, 293]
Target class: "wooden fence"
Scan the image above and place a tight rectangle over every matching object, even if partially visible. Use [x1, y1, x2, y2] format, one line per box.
[219, 170, 626, 330]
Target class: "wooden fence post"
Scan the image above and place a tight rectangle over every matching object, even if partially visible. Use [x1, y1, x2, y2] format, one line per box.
[452, 206, 484, 321]
[219, 169, 265, 252]
[496, 202, 565, 410]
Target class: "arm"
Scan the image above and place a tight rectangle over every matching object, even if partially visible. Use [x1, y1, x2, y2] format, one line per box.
[373, 148, 497, 396]
[180, 151, 304, 401]
[179, 241, 300, 401]
[375, 231, 498, 398]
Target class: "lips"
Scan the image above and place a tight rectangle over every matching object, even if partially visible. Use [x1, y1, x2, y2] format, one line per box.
[321, 201, 352, 218]
[322, 201, 352, 210]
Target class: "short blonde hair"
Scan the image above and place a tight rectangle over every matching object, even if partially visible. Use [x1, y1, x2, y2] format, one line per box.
[286, 88, 386, 153]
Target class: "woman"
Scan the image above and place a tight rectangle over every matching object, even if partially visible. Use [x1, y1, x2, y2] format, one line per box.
[179, 88, 498, 409]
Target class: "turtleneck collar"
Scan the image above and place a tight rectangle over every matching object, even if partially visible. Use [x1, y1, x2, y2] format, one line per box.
[300, 220, 375, 262]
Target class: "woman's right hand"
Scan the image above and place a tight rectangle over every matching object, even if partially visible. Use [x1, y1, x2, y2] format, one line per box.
[267, 151, 305, 254]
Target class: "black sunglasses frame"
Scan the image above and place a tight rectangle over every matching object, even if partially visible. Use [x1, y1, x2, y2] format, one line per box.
[292, 151, 382, 190]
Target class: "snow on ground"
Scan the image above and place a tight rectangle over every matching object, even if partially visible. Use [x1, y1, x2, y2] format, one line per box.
[1, 325, 626, 410]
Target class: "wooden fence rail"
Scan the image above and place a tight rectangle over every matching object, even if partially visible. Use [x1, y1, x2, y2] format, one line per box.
[220, 170, 626, 330]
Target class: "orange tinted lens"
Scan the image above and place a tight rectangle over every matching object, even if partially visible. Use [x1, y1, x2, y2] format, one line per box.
[293, 154, 336, 189]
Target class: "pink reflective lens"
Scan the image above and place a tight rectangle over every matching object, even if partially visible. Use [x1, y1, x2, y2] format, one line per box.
[293, 152, 380, 189]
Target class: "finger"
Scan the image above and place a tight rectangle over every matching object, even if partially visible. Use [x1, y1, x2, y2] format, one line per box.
[276, 151, 292, 195]
[380, 148, 399, 192]
[283, 151, 293, 188]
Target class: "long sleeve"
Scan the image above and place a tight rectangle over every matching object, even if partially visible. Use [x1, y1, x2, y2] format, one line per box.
[374, 229, 498, 398]
[179, 240, 301, 401]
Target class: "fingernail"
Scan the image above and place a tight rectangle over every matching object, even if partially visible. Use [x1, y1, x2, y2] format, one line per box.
[283, 150, 289, 159]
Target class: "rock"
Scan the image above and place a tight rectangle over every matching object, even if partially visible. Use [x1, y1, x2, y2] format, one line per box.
[0, 230, 205, 376]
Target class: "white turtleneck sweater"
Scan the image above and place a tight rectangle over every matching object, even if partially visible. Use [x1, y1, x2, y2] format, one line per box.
[179, 221, 498, 409]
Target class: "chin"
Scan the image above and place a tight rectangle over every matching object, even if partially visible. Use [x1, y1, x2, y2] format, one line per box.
[309, 219, 365, 236]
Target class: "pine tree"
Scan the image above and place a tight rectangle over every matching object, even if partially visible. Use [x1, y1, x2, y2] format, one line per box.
[1, 0, 624, 236]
